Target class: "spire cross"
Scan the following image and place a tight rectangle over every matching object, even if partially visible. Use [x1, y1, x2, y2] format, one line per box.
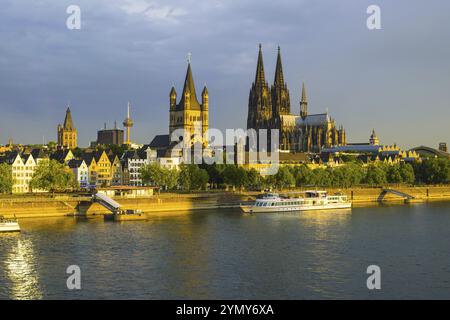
[187, 52, 192, 64]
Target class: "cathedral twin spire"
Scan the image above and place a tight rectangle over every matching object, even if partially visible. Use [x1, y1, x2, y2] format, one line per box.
[255, 44, 267, 86]
[273, 46, 285, 86]
[255, 44, 286, 87]
[249, 44, 305, 128]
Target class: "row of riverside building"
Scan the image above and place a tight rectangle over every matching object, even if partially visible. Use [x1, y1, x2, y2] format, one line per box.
[0, 146, 181, 194]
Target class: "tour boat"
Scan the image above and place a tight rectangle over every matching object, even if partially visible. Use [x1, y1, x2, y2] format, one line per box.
[240, 191, 352, 213]
[0, 215, 21, 232]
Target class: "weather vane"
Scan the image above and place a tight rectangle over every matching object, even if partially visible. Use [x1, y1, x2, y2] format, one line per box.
[187, 52, 192, 64]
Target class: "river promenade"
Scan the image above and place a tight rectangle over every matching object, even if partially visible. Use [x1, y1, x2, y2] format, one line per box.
[1, 186, 450, 219]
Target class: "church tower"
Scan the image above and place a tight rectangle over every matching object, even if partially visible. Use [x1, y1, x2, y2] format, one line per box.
[271, 46, 291, 118]
[57, 106, 77, 149]
[369, 129, 379, 145]
[300, 82, 308, 120]
[247, 44, 272, 131]
[169, 58, 209, 147]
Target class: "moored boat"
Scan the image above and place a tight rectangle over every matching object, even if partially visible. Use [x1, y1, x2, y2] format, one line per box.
[240, 191, 351, 213]
[0, 215, 21, 232]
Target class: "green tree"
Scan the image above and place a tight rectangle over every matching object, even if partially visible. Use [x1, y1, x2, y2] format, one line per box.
[293, 165, 313, 187]
[245, 168, 262, 190]
[47, 141, 57, 152]
[341, 163, 365, 187]
[0, 163, 13, 194]
[364, 164, 387, 186]
[201, 164, 225, 189]
[329, 166, 345, 187]
[273, 166, 295, 190]
[413, 158, 450, 184]
[140, 163, 179, 190]
[223, 165, 246, 190]
[30, 160, 77, 192]
[311, 168, 332, 187]
[399, 163, 415, 185]
[386, 164, 402, 184]
[141, 163, 164, 186]
[165, 168, 179, 190]
[178, 164, 209, 191]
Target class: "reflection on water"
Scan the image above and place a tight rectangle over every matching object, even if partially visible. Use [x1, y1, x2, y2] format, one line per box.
[1, 203, 450, 299]
[3, 236, 43, 300]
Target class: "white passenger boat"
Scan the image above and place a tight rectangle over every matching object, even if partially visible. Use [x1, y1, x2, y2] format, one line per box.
[0, 215, 21, 232]
[240, 191, 351, 213]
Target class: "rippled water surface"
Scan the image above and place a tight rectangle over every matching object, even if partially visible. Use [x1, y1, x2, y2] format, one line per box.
[1, 202, 450, 299]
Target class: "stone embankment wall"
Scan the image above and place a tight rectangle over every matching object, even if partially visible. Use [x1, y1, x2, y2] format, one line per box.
[1, 186, 450, 219]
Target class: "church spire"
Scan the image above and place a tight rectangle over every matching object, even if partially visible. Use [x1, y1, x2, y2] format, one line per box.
[63, 106, 75, 130]
[179, 59, 201, 109]
[300, 82, 308, 120]
[183, 62, 196, 97]
[274, 46, 284, 86]
[254, 44, 266, 85]
[271, 45, 291, 117]
[301, 81, 307, 103]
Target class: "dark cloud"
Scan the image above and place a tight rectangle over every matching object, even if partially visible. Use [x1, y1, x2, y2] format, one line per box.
[0, 0, 449, 148]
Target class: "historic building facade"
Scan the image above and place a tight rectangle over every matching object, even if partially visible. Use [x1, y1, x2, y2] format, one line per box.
[247, 45, 346, 153]
[57, 107, 77, 149]
[169, 61, 209, 148]
[97, 123, 124, 146]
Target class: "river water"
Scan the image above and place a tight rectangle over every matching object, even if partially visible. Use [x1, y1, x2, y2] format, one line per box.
[1, 202, 450, 299]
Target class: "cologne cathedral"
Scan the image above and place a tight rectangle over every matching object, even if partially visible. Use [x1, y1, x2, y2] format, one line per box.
[247, 44, 346, 153]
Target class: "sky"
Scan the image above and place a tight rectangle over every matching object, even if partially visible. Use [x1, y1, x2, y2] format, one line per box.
[0, 0, 449, 149]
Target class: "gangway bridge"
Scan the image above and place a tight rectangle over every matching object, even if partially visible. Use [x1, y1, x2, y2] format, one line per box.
[378, 188, 417, 202]
[92, 192, 123, 214]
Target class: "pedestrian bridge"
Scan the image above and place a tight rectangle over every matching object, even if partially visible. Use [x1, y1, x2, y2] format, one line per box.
[378, 188, 416, 202]
[92, 192, 122, 214]
[378, 188, 415, 202]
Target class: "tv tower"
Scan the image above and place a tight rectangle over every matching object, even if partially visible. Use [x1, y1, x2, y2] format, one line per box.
[123, 102, 134, 145]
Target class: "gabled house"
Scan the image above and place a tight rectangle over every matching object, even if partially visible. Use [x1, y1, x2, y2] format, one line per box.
[0, 152, 35, 193]
[94, 150, 112, 186]
[68, 159, 89, 188]
[108, 153, 122, 186]
[81, 153, 97, 187]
